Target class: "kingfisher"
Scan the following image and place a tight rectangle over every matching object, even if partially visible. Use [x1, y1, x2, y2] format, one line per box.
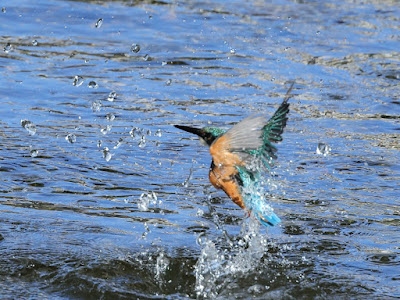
[175, 82, 294, 227]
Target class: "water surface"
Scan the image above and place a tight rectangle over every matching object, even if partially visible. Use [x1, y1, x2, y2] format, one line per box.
[0, 0, 399, 298]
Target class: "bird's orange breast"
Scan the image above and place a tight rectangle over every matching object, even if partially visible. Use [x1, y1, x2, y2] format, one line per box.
[208, 134, 247, 209]
[209, 163, 245, 209]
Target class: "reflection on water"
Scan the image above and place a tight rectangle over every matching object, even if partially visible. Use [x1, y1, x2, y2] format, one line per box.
[1, 0, 399, 298]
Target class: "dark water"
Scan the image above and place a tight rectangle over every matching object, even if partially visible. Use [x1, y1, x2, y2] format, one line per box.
[1, 0, 399, 298]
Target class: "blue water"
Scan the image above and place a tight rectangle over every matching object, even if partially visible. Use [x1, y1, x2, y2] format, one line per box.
[1, 0, 399, 298]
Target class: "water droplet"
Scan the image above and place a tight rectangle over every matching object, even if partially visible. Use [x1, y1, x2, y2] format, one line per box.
[106, 113, 115, 121]
[138, 135, 146, 148]
[165, 79, 172, 86]
[100, 125, 112, 135]
[88, 81, 98, 88]
[21, 119, 36, 136]
[143, 54, 150, 61]
[161, 61, 167, 66]
[316, 30, 321, 35]
[65, 133, 76, 143]
[129, 127, 140, 138]
[2, 7, 6, 13]
[230, 48, 236, 54]
[103, 147, 112, 161]
[154, 129, 162, 137]
[3, 43, 12, 53]
[91, 100, 102, 112]
[97, 140, 102, 148]
[316, 143, 331, 156]
[138, 194, 149, 211]
[107, 91, 117, 102]
[30, 148, 38, 157]
[95, 18, 103, 28]
[146, 129, 152, 136]
[196, 209, 204, 217]
[284, 47, 291, 51]
[32, 39, 38, 46]
[73, 75, 84, 86]
[183, 165, 193, 187]
[131, 43, 141, 53]
[113, 138, 124, 149]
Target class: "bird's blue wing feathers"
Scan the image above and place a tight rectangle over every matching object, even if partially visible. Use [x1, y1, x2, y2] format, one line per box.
[233, 83, 293, 170]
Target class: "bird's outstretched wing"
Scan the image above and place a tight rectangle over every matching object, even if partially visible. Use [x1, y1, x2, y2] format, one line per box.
[214, 82, 294, 170]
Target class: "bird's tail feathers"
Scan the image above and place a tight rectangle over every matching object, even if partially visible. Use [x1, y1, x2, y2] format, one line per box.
[254, 210, 281, 227]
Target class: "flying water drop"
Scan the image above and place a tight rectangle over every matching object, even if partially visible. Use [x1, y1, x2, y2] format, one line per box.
[100, 125, 112, 135]
[113, 138, 124, 149]
[131, 43, 140, 53]
[72, 75, 84, 86]
[183, 165, 193, 188]
[129, 127, 141, 138]
[21, 119, 36, 136]
[138, 135, 146, 148]
[2, 7, 6, 13]
[103, 147, 112, 161]
[32, 39, 38, 46]
[95, 18, 103, 28]
[88, 81, 98, 88]
[316, 143, 331, 156]
[107, 91, 117, 102]
[3, 43, 12, 53]
[91, 100, 102, 112]
[143, 54, 150, 61]
[106, 113, 115, 121]
[154, 129, 162, 137]
[30, 148, 38, 157]
[196, 209, 204, 217]
[141, 222, 150, 239]
[65, 133, 76, 143]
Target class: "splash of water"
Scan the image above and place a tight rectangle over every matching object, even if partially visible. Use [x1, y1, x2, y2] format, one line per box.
[194, 161, 286, 298]
[194, 219, 269, 298]
[155, 251, 170, 285]
[138, 191, 159, 211]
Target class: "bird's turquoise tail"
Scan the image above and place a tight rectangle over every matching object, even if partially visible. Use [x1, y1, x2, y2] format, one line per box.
[253, 203, 281, 227]
[236, 167, 281, 227]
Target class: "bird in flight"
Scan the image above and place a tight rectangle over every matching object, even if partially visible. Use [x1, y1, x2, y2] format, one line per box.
[175, 82, 294, 227]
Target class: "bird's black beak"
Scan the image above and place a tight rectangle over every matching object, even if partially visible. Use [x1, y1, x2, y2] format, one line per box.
[174, 125, 214, 146]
